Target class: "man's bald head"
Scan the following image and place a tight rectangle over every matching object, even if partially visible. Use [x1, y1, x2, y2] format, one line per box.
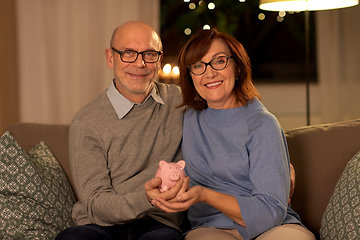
[110, 21, 162, 51]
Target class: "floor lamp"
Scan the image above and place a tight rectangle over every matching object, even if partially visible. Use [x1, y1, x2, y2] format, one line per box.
[259, 0, 359, 126]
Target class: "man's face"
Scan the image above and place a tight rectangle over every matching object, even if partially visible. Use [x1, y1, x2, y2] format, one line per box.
[106, 24, 162, 103]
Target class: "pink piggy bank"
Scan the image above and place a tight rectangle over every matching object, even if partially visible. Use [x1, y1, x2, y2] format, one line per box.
[155, 160, 186, 192]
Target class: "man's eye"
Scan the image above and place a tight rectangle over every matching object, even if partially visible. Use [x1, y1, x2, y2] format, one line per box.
[145, 52, 157, 57]
[123, 51, 135, 56]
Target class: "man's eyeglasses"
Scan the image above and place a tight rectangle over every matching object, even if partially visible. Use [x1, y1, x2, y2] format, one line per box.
[188, 55, 234, 75]
[111, 47, 162, 63]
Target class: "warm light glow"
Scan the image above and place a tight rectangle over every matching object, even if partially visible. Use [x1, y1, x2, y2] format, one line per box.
[183, 0, 190, 2]
[208, 2, 215, 9]
[172, 66, 180, 75]
[259, 0, 359, 11]
[184, 28, 192, 35]
[279, 10, 286, 17]
[239, 0, 246, 2]
[163, 64, 172, 74]
[258, 13, 266, 20]
[203, 24, 211, 30]
[189, 3, 196, 9]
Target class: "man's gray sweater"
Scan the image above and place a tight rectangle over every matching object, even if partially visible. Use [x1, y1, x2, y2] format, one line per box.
[69, 82, 185, 230]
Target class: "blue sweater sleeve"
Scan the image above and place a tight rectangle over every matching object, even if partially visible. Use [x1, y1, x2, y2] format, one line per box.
[235, 112, 290, 239]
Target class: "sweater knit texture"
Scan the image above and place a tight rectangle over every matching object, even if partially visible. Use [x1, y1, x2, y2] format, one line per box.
[69, 82, 185, 231]
[183, 98, 302, 240]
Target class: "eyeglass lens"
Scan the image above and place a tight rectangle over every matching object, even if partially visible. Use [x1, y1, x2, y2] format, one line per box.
[121, 50, 160, 63]
[189, 56, 230, 75]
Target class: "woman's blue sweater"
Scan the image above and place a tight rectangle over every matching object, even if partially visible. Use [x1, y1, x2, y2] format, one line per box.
[182, 98, 302, 240]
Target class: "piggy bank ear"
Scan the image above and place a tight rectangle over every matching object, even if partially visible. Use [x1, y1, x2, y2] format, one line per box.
[177, 160, 186, 169]
[159, 160, 168, 170]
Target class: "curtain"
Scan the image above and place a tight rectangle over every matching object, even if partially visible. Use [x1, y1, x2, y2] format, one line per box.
[15, 0, 159, 124]
[316, 4, 360, 123]
[0, 0, 19, 133]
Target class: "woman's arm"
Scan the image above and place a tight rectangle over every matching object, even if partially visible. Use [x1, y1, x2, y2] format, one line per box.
[153, 185, 247, 227]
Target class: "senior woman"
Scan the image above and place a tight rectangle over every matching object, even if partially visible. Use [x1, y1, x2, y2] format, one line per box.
[152, 28, 315, 240]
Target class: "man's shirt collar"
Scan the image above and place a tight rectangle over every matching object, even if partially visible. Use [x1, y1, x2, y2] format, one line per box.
[107, 80, 165, 119]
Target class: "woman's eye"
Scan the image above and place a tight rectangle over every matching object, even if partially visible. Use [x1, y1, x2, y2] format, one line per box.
[193, 63, 203, 69]
[214, 57, 226, 65]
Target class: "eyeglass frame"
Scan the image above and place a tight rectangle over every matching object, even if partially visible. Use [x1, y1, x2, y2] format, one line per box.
[110, 47, 162, 63]
[187, 55, 234, 75]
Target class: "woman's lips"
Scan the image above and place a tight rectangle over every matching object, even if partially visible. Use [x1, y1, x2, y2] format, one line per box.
[205, 81, 223, 88]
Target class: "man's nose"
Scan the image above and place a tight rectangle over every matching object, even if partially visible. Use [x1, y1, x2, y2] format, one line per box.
[133, 53, 146, 67]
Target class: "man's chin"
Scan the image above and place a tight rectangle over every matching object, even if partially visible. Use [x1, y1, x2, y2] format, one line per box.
[130, 82, 154, 95]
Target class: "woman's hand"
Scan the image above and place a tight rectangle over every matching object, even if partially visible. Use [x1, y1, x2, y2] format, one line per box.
[153, 185, 247, 227]
[145, 176, 190, 205]
[152, 185, 206, 212]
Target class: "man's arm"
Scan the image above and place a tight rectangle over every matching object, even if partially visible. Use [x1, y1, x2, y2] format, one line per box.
[69, 124, 154, 225]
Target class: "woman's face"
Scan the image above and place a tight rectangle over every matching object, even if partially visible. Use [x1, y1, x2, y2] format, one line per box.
[190, 39, 239, 109]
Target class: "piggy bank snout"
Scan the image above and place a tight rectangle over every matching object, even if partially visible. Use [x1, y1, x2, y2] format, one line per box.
[169, 172, 181, 181]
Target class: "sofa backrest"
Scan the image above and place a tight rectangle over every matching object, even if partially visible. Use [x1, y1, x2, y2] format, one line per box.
[5, 119, 360, 237]
[285, 119, 360, 237]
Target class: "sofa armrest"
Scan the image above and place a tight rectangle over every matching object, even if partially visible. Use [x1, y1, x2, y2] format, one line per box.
[285, 119, 360, 237]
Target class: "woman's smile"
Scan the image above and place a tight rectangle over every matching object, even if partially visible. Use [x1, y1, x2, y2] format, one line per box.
[204, 81, 223, 88]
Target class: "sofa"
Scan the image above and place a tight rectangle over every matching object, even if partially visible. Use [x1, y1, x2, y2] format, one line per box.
[2, 118, 360, 239]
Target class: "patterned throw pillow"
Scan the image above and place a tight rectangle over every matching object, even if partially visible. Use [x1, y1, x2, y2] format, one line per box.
[0, 131, 76, 240]
[320, 149, 360, 240]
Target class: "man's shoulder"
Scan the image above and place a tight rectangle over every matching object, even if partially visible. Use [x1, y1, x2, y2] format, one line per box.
[156, 81, 180, 93]
[155, 82, 181, 103]
[72, 91, 112, 124]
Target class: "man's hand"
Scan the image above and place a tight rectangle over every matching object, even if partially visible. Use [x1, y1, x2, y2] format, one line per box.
[152, 185, 205, 213]
[145, 176, 190, 206]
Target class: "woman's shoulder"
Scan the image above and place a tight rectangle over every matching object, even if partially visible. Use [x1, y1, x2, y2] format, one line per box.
[246, 98, 282, 131]
[184, 107, 198, 119]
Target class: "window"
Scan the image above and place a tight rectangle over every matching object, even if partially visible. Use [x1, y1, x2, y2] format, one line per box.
[160, 0, 317, 83]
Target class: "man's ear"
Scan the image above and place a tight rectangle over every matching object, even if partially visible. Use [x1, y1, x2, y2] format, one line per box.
[156, 52, 163, 72]
[105, 48, 114, 69]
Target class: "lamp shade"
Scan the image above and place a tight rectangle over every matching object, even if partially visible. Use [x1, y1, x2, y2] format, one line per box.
[259, 0, 359, 11]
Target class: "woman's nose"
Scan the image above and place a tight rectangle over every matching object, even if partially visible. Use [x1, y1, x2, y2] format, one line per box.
[203, 65, 218, 78]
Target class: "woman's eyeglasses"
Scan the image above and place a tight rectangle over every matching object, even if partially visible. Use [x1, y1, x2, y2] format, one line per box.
[188, 55, 233, 75]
